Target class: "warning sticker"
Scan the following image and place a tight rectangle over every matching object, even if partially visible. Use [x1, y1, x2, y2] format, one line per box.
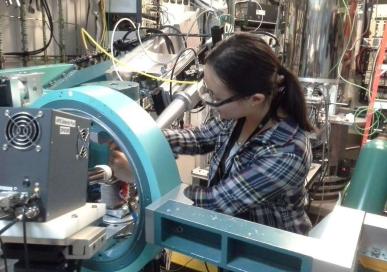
[55, 116, 76, 127]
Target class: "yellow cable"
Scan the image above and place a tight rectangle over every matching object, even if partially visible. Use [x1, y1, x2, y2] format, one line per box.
[80, 28, 197, 85]
[81, 28, 89, 50]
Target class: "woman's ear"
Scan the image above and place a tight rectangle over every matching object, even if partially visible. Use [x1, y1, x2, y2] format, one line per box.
[249, 93, 266, 106]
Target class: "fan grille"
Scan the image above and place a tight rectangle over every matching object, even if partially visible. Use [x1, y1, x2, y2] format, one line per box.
[5, 112, 41, 150]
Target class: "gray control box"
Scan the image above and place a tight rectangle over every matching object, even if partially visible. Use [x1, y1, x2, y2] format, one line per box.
[0, 108, 90, 221]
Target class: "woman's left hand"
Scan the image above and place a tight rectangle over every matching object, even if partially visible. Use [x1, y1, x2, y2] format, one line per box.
[109, 143, 133, 182]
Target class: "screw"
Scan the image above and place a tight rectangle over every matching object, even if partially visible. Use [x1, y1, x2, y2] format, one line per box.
[37, 111, 43, 117]
[175, 226, 183, 233]
[4, 109, 9, 117]
[35, 145, 41, 152]
[2, 144, 8, 151]
[23, 178, 31, 188]
[371, 247, 381, 258]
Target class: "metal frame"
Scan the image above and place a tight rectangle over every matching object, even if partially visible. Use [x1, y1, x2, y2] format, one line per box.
[146, 184, 366, 272]
[0, 64, 74, 87]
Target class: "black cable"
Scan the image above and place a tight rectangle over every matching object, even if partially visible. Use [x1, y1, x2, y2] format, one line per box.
[121, 26, 138, 41]
[45, 21, 61, 48]
[0, 219, 18, 236]
[190, 105, 205, 113]
[204, 262, 210, 272]
[152, 33, 210, 38]
[85, 0, 91, 31]
[0, 238, 8, 272]
[169, 47, 198, 100]
[121, 27, 175, 54]
[76, 260, 82, 272]
[161, 25, 187, 48]
[143, 28, 176, 54]
[166, 258, 194, 272]
[4, 0, 54, 56]
[0, 219, 21, 272]
[22, 210, 30, 270]
[267, 0, 279, 5]
[249, 30, 279, 47]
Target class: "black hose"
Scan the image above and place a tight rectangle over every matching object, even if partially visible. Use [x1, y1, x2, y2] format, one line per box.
[4, 0, 54, 56]
[169, 48, 197, 100]
[0, 219, 18, 236]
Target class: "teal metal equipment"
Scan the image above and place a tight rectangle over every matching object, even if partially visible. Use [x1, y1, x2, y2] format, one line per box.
[0, 64, 74, 87]
[0, 61, 113, 90]
[342, 136, 387, 214]
[152, 200, 313, 271]
[32, 86, 181, 271]
[146, 185, 365, 272]
[46, 61, 112, 90]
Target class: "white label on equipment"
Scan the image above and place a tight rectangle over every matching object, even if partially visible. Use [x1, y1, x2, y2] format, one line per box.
[256, 9, 266, 16]
[55, 116, 76, 127]
[0, 185, 14, 191]
[59, 126, 71, 135]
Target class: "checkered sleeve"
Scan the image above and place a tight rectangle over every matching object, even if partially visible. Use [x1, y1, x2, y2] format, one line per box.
[184, 152, 307, 215]
[162, 117, 225, 155]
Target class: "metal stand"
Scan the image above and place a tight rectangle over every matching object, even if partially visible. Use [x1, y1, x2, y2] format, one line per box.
[5, 244, 81, 272]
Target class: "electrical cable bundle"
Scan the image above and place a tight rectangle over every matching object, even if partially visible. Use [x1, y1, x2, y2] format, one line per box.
[0, 214, 24, 272]
[4, 0, 54, 56]
[353, 106, 386, 136]
[169, 47, 198, 99]
[116, 27, 176, 54]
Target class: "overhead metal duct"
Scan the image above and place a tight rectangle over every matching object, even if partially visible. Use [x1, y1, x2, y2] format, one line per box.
[283, 0, 343, 79]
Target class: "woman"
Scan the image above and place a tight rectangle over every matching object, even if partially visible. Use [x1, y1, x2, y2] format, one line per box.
[111, 33, 313, 235]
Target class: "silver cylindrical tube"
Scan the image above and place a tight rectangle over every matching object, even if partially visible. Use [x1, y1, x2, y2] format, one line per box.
[156, 81, 202, 129]
[283, 0, 343, 79]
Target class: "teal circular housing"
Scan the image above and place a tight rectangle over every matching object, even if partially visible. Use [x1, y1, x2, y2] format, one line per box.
[342, 136, 387, 214]
[32, 86, 181, 271]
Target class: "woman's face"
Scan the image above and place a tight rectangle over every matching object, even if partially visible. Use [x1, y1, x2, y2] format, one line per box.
[203, 65, 262, 120]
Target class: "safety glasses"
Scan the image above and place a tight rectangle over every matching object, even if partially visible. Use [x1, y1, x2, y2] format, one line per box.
[198, 82, 246, 107]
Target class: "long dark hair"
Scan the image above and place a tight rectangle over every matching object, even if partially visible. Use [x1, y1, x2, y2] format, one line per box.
[205, 33, 313, 132]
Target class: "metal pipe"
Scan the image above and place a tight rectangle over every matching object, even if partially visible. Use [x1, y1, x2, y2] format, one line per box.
[58, 0, 65, 62]
[283, 0, 343, 79]
[301, 0, 338, 78]
[281, 0, 307, 74]
[74, 0, 79, 56]
[20, 0, 28, 66]
[41, 0, 47, 64]
[156, 81, 202, 129]
[0, 15, 3, 69]
[0, 14, 82, 26]
[343, 1, 367, 105]
[299, 0, 343, 78]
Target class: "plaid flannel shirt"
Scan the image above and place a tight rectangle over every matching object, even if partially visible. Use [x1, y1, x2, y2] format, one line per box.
[163, 117, 312, 234]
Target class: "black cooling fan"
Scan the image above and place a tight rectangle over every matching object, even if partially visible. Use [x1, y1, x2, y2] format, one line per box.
[5, 112, 41, 150]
